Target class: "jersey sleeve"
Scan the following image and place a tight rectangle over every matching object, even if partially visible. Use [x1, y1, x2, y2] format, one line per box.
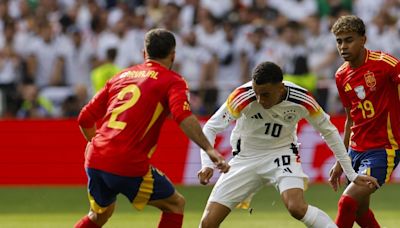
[78, 85, 109, 128]
[167, 78, 192, 124]
[225, 86, 256, 118]
[336, 76, 351, 108]
[305, 109, 358, 182]
[200, 102, 235, 168]
[389, 59, 400, 84]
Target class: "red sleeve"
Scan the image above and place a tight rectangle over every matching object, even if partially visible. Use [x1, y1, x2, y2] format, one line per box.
[167, 78, 192, 124]
[78, 86, 109, 128]
[335, 73, 351, 108]
[390, 61, 400, 84]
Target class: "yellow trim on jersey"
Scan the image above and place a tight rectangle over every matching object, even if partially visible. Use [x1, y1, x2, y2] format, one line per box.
[133, 167, 154, 210]
[385, 148, 396, 183]
[141, 102, 164, 140]
[147, 145, 157, 158]
[387, 113, 399, 150]
[369, 52, 398, 67]
[88, 192, 108, 214]
[337, 62, 349, 73]
[344, 83, 352, 92]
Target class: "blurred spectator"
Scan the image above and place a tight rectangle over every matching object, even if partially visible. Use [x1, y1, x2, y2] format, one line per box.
[91, 47, 120, 93]
[16, 83, 54, 118]
[61, 94, 81, 118]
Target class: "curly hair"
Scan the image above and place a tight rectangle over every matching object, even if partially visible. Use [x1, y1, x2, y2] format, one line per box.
[331, 15, 365, 36]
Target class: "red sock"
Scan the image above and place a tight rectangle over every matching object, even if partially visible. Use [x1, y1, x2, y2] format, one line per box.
[356, 209, 380, 228]
[158, 212, 183, 228]
[74, 215, 101, 228]
[336, 195, 358, 228]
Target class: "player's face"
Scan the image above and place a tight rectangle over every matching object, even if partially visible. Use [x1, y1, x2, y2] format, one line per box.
[335, 32, 366, 63]
[252, 82, 285, 109]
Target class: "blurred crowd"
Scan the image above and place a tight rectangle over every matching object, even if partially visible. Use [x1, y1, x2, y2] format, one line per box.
[0, 0, 399, 118]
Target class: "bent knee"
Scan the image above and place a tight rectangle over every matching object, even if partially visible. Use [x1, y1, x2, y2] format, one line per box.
[287, 203, 307, 220]
[200, 216, 219, 228]
[163, 193, 186, 213]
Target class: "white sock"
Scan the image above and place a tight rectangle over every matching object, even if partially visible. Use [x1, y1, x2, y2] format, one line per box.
[301, 205, 337, 228]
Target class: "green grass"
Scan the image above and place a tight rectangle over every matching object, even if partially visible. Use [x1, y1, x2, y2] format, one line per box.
[0, 184, 398, 227]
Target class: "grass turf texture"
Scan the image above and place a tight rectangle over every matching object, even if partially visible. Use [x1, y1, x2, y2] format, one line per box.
[0, 184, 398, 227]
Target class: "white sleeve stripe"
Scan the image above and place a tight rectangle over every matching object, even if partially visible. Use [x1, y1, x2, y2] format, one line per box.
[289, 93, 319, 111]
[231, 91, 255, 110]
[289, 89, 319, 108]
[231, 90, 251, 108]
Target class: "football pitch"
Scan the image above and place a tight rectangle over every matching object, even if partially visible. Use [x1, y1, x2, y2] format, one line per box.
[0, 184, 398, 228]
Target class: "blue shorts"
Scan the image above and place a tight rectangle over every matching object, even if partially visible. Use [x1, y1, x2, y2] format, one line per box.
[349, 148, 400, 186]
[86, 166, 175, 213]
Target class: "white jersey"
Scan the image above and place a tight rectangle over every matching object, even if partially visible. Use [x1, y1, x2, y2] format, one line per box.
[201, 81, 358, 181]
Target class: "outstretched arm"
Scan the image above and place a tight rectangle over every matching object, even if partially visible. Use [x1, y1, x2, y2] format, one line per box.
[179, 114, 230, 174]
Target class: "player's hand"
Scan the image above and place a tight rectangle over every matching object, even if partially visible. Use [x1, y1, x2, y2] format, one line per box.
[197, 167, 214, 185]
[328, 161, 343, 192]
[205, 149, 230, 173]
[353, 175, 380, 190]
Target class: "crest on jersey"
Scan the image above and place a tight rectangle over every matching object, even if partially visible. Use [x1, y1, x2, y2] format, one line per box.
[364, 71, 376, 88]
[354, 86, 366, 100]
[284, 113, 296, 122]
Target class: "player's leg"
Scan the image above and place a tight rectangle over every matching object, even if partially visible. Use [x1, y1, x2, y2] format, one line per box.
[335, 148, 399, 228]
[200, 202, 231, 228]
[200, 155, 262, 228]
[279, 178, 337, 228]
[119, 166, 184, 228]
[75, 168, 118, 228]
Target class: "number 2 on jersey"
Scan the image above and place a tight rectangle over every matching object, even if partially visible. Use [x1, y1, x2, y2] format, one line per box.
[357, 99, 375, 119]
[108, 85, 141, 130]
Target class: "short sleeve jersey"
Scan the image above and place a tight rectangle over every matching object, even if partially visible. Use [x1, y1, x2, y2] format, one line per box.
[78, 61, 192, 177]
[335, 50, 400, 151]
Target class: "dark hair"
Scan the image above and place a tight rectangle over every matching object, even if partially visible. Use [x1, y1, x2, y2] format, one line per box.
[144, 28, 176, 59]
[252, 61, 283, 84]
[331, 15, 365, 36]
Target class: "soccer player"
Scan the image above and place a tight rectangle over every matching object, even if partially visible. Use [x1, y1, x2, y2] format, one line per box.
[329, 15, 400, 228]
[197, 61, 379, 228]
[74, 28, 230, 228]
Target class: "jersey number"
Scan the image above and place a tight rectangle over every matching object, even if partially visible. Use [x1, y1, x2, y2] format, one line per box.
[265, 123, 282, 137]
[108, 85, 141, 130]
[274, 155, 291, 167]
[357, 99, 375, 119]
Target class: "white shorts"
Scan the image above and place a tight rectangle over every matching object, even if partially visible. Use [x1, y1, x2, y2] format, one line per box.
[208, 147, 309, 209]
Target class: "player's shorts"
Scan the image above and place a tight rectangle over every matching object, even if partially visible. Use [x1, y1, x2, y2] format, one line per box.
[349, 148, 400, 186]
[86, 166, 175, 213]
[208, 145, 309, 209]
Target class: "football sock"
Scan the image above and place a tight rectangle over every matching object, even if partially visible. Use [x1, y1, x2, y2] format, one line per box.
[74, 215, 101, 228]
[158, 212, 183, 228]
[336, 195, 358, 228]
[301, 205, 337, 228]
[356, 209, 380, 228]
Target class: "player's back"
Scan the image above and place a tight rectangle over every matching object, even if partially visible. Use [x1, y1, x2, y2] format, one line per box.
[86, 61, 187, 176]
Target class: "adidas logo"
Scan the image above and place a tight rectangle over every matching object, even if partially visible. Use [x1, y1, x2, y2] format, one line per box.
[251, 113, 263, 119]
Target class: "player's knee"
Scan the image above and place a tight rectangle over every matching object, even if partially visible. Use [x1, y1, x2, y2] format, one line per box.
[287, 202, 307, 220]
[200, 216, 219, 228]
[88, 208, 114, 226]
[163, 192, 186, 213]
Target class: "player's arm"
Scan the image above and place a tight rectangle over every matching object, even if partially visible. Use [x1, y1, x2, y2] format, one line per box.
[179, 114, 228, 172]
[197, 102, 234, 184]
[306, 110, 379, 190]
[168, 79, 229, 174]
[77, 86, 109, 142]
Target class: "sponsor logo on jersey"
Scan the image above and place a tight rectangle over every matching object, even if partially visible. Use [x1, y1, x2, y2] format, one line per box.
[364, 71, 376, 88]
[354, 85, 366, 100]
[250, 113, 263, 119]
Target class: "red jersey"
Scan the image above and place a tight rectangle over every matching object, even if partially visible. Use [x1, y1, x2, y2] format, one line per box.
[336, 49, 400, 151]
[78, 61, 192, 176]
